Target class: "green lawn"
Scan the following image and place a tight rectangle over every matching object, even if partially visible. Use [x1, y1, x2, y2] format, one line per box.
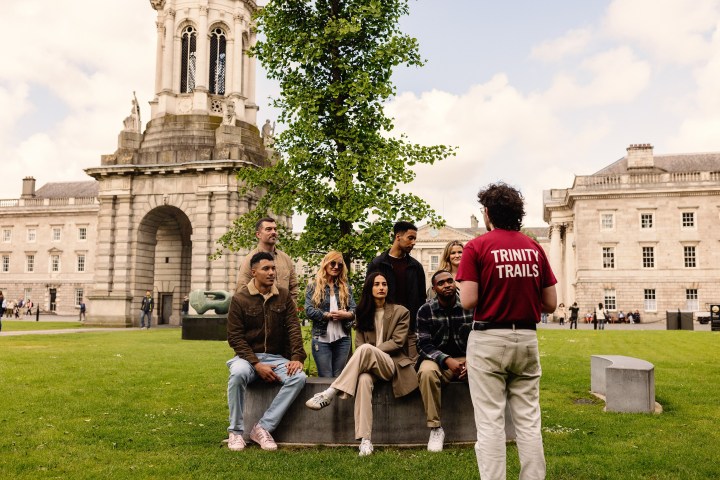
[1, 329, 718, 479]
[1, 320, 83, 331]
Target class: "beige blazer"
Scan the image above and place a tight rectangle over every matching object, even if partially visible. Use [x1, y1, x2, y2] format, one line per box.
[356, 303, 418, 398]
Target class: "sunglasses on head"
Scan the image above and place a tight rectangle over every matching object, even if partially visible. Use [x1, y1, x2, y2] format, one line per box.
[329, 260, 344, 269]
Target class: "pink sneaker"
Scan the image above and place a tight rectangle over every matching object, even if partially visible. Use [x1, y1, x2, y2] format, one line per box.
[249, 424, 277, 451]
[228, 432, 246, 451]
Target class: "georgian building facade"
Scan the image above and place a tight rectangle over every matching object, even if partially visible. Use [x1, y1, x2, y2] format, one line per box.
[543, 144, 720, 322]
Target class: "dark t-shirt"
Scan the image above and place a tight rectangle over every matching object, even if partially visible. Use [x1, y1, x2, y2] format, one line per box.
[569, 306, 579, 319]
[388, 254, 410, 307]
[456, 229, 557, 323]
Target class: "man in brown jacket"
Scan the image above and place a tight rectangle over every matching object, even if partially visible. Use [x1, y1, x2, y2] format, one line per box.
[235, 217, 298, 303]
[226, 252, 307, 452]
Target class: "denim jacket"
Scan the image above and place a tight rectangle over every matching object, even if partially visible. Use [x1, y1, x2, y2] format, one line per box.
[305, 282, 356, 337]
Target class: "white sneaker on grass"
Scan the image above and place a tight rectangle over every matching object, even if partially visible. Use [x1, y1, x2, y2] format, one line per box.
[427, 427, 445, 452]
[359, 438, 373, 456]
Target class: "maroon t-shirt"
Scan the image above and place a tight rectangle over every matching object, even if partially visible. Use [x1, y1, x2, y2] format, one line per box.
[456, 229, 557, 323]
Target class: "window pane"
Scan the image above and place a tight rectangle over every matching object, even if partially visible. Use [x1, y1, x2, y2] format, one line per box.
[601, 214, 613, 229]
[642, 246, 654, 268]
[1, 255, 9, 272]
[641, 213, 653, 229]
[26, 255, 34, 272]
[77, 255, 86, 272]
[644, 289, 656, 311]
[603, 289, 616, 310]
[686, 289, 699, 311]
[682, 212, 695, 227]
[602, 247, 615, 269]
[684, 246, 696, 268]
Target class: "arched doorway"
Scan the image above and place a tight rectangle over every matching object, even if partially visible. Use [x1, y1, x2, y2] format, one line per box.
[135, 206, 192, 326]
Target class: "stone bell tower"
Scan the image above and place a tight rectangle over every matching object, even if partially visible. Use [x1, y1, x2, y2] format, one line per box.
[85, 0, 278, 327]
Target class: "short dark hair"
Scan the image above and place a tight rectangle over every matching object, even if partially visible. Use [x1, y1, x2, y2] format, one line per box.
[431, 269, 452, 286]
[255, 217, 276, 232]
[477, 182, 525, 231]
[393, 221, 417, 236]
[250, 251, 274, 268]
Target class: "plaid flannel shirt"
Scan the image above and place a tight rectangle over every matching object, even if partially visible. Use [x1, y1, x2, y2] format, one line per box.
[416, 295, 474, 367]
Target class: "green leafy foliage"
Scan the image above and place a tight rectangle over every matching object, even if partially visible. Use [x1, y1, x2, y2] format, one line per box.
[218, 0, 455, 270]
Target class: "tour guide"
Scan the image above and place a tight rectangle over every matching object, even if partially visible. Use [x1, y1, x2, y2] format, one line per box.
[457, 182, 557, 480]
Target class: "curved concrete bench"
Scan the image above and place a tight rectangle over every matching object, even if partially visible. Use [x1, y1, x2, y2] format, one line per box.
[590, 355, 658, 413]
[243, 377, 516, 446]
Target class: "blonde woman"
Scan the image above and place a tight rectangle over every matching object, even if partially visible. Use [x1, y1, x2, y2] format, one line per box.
[428, 240, 464, 299]
[305, 251, 356, 377]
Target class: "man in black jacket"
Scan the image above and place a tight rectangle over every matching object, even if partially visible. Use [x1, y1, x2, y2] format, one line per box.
[367, 221, 426, 361]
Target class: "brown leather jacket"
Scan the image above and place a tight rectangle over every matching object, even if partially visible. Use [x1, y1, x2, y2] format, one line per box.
[356, 303, 418, 398]
[227, 280, 306, 365]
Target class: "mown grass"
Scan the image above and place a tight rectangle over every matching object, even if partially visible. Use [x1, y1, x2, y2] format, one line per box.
[1, 320, 83, 331]
[1, 329, 718, 479]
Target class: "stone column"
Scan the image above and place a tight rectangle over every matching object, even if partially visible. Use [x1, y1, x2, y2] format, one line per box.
[191, 191, 213, 291]
[196, 6, 209, 91]
[87, 192, 135, 327]
[162, 9, 176, 92]
[231, 14, 244, 97]
[564, 222, 576, 303]
[154, 21, 164, 95]
[549, 223, 564, 305]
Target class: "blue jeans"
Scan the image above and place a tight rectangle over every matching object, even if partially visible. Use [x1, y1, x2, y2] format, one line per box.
[139, 310, 152, 328]
[312, 336, 351, 377]
[226, 353, 307, 434]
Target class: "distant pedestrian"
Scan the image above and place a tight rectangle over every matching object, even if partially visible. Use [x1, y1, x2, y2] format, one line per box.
[0, 291, 4, 332]
[596, 303, 606, 330]
[139, 290, 154, 329]
[79, 300, 87, 322]
[557, 303, 566, 325]
[568, 302, 579, 329]
[181, 296, 189, 316]
[25, 299, 33, 316]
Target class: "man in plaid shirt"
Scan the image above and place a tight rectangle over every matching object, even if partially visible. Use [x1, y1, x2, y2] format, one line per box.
[416, 269, 474, 452]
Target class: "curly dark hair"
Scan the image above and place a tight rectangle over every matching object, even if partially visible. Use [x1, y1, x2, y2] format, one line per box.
[477, 182, 525, 231]
[355, 271, 395, 332]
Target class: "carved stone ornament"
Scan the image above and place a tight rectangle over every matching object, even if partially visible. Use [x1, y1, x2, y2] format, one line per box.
[149, 0, 166, 11]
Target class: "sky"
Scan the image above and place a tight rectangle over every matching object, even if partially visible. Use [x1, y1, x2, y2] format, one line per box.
[2, 0, 720, 229]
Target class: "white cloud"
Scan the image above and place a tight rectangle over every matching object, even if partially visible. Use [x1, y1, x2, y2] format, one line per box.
[531, 28, 593, 62]
[604, 0, 720, 64]
[543, 47, 651, 108]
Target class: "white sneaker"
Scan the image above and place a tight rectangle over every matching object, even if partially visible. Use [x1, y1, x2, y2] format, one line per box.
[427, 427, 445, 452]
[228, 432, 246, 451]
[359, 438, 373, 456]
[305, 392, 333, 410]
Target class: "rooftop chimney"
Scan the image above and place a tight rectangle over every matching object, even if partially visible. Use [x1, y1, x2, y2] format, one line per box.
[21, 177, 36, 199]
[470, 214, 479, 229]
[626, 143, 654, 169]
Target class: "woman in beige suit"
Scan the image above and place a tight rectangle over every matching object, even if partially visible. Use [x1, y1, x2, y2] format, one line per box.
[305, 271, 418, 456]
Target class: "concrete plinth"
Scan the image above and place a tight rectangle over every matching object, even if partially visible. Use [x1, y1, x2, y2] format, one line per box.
[182, 314, 227, 341]
[84, 294, 133, 328]
[591, 355, 657, 413]
[243, 377, 515, 446]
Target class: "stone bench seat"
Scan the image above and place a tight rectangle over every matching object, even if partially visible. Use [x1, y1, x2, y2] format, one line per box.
[243, 377, 516, 446]
[590, 355, 659, 413]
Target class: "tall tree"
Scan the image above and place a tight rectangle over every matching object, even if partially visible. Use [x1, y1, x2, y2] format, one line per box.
[219, 0, 454, 269]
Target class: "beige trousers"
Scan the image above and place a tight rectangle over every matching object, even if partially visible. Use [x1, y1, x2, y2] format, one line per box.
[417, 357, 466, 428]
[331, 343, 395, 440]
